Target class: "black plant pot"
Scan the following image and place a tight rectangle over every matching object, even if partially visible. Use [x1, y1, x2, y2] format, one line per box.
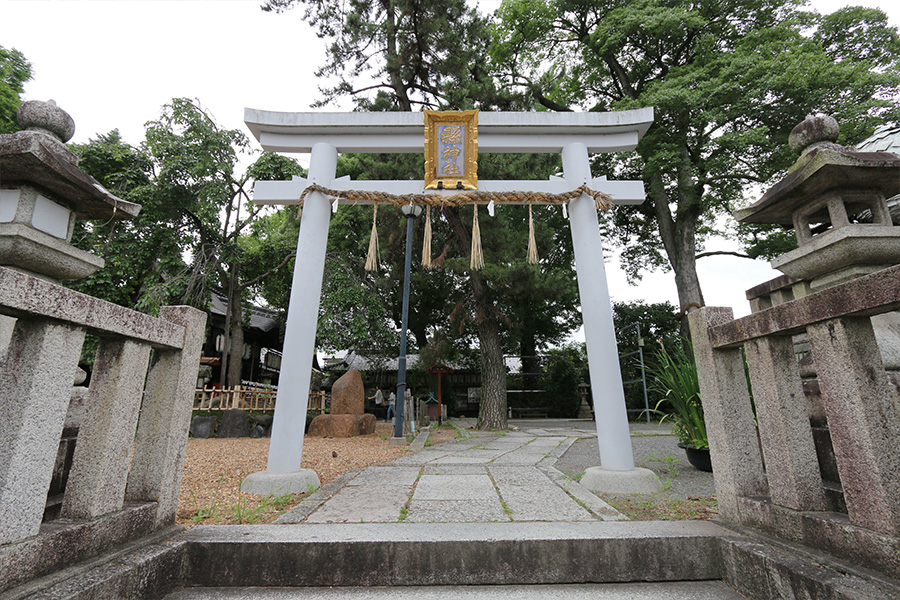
[679, 444, 712, 472]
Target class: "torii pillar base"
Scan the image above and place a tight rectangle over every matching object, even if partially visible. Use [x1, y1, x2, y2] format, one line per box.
[581, 467, 660, 495]
[240, 469, 321, 497]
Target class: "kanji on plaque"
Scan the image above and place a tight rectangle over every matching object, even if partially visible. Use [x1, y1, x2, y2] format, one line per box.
[424, 109, 478, 189]
[437, 124, 464, 177]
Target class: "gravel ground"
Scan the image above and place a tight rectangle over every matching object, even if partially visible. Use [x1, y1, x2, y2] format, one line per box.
[177, 423, 457, 527]
[554, 422, 718, 520]
[554, 430, 716, 500]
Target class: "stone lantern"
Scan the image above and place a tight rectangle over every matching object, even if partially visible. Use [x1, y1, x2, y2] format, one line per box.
[736, 114, 900, 292]
[736, 113, 900, 368]
[0, 100, 140, 283]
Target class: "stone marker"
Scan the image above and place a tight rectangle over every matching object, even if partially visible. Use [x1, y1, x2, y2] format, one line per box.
[308, 413, 376, 438]
[330, 369, 365, 414]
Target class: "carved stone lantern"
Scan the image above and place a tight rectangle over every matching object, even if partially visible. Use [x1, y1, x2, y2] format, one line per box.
[736, 114, 900, 369]
[735, 114, 900, 292]
[0, 100, 140, 283]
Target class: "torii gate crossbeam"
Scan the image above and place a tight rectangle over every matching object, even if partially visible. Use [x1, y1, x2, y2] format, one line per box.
[240, 109, 659, 496]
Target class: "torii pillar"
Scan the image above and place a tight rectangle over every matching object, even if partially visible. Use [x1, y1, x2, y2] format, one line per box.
[241, 110, 658, 496]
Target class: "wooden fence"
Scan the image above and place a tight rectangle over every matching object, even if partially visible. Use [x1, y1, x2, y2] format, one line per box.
[193, 386, 326, 414]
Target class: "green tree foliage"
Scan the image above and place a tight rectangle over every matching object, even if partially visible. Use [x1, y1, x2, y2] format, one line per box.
[72, 100, 304, 383]
[0, 45, 32, 134]
[612, 300, 681, 414]
[492, 1, 900, 318]
[263, 0, 584, 429]
[70, 130, 185, 314]
[261, 0, 520, 111]
[543, 343, 588, 418]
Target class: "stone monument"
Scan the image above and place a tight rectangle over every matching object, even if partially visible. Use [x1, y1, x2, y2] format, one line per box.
[307, 369, 376, 437]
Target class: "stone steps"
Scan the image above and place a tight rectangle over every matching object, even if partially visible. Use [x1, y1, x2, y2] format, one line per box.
[162, 581, 745, 599]
[178, 522, 726, 588]
[9, 520, 900, 599]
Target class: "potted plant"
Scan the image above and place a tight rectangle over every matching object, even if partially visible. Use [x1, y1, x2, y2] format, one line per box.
[647, 342, 711, 472]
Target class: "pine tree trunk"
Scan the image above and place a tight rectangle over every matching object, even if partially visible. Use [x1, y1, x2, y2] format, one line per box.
[442, 207, 507, 430]
[477, 311, 507, 430]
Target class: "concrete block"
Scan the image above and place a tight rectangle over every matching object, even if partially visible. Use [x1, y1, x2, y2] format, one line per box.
[0, 318, 85, 545]
[0, 502, 157, 594]
[179, 521, 727, 587]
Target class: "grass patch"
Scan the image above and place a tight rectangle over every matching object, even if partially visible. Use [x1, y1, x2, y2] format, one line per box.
[601, 494, 717, 521]
[186, 491, 307, 526]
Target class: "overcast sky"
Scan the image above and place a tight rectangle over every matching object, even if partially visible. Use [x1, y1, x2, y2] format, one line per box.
[2, 0, 898, 322]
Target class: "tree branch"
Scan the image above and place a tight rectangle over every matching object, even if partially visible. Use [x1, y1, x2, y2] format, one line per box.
[239, 250, 298, 291]
[695, 250, 752, 260]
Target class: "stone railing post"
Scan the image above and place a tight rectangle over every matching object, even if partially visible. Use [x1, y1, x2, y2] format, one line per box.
[0, 320, 85, 544]
[743, 335, 827, 512]
[689, 307, 767, 521]
[807, 316, 900, 535]
[61, 338, 152, 519]
[125, 306, 206, 528]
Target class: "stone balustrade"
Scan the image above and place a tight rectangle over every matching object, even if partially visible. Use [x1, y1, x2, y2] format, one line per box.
[689, 263, 900, 577]
[0, 265, 205, 590]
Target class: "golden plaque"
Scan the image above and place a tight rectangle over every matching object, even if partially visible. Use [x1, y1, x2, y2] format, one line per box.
[424, 109, 478, 190]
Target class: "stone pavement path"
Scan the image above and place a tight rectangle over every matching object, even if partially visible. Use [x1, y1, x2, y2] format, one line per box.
[279, 428, 624, 524]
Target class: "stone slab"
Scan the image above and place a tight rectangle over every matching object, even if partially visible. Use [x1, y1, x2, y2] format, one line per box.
[305, 484, 412, 523]
[405, 499, 510, 523]
[423, 465, 488, 476]
[489, 467, 593, 522]
[540, 466, 627, 521]
[0, 266, 184, 349]
[179, 521, 728, 587]
[345, 467, 421, 487]
[431, 456, 494, 465]
[413, 474, 497, 500]
[163, 581, 746, 600]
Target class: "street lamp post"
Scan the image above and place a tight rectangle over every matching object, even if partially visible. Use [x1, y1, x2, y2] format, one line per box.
[391, 202, 424, 443]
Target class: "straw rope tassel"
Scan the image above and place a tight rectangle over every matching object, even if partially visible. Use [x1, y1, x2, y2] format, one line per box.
[365, 203, 380, 272]
[470, 203, 484, 270]
[422, 205, 433, 269]
[527, 201, 539, 264]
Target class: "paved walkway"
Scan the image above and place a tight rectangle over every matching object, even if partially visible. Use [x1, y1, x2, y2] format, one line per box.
[278, 426, 625, 524]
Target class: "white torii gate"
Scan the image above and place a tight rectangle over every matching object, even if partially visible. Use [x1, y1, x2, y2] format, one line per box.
[240, 109, 659, 495]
